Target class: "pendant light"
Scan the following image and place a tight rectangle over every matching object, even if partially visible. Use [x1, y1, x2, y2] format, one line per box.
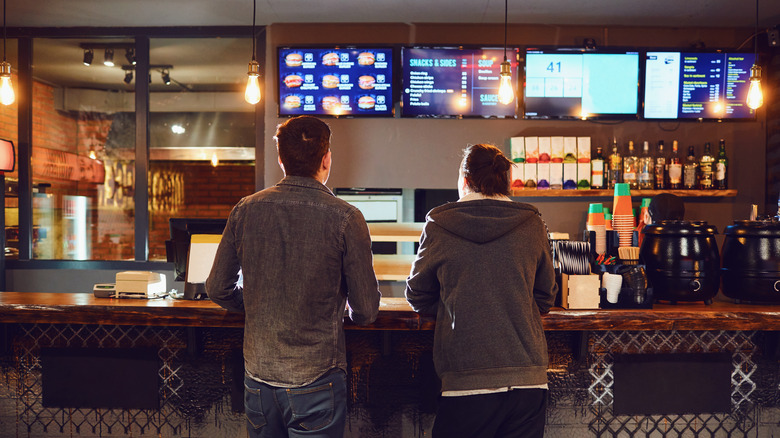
[244, 0, 261, 105]
[746, 0, 763, 110]
[0, 0, 14, 106]
[497, 0, 514, 105]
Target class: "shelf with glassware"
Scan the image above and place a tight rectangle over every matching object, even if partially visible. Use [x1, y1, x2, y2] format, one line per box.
[367, 222, 423, 281]
[510, 189, 737, 198]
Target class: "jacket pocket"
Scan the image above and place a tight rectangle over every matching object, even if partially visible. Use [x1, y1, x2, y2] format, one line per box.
[286, 381, 335, 431]
[244, 383, 267, 430]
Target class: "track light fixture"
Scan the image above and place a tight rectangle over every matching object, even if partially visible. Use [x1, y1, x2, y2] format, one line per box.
[83, 49, 94, 66]
[123, 70, 133, 84]
[103, 49, 114, 67]
[244, 0, 262, 104]
[161, 69, 171, 85]
[125, 48, 136, 66]
[0, 0, 14, 106]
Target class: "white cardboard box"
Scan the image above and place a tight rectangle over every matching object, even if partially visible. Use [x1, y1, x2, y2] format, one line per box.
[560, 274, 600, 309]
[115, 271, 167, 297]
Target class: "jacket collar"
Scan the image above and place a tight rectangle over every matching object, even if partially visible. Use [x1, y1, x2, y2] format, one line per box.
[277, 175, 335, 196]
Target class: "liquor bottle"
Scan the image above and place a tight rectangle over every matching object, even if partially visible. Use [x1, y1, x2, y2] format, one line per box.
[715, 139, 728, 190]
[591, 146, 605, 189]
[607, 139, 622, 189]
[623, 140, 638, 189]
[699, 142, 715, 190]
[638, 141, 654, 190]
[654, 140, 667, 189]
[683, 145, 698, 189]
[668, 140, 682, 189]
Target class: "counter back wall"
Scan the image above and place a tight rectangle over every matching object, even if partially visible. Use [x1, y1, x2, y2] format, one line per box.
[264, 23, 766, 238]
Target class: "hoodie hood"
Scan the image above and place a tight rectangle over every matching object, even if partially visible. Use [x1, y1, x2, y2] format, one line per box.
[427, 199, 541, 244]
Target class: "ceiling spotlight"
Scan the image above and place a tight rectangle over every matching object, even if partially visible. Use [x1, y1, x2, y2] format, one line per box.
[125, 48, 136, 66]
[123, 70, 133, 84]
[103, 49, 114, 67]
[82, 49, 94, 66]
[161, 69, 171, 85]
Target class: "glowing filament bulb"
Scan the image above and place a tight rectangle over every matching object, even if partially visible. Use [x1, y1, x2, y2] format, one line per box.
[245, 60, 261, 105]
[0, 62, 15, 106]
[211, 152, 219, 167]
[498, 60, 514, 105]
[746, 65, 763, 110]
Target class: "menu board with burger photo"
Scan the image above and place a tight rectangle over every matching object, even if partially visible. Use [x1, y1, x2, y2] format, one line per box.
[278, 47, 394, 117]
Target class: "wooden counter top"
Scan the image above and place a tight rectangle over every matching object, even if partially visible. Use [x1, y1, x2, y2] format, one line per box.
[1, 292, 779, 331]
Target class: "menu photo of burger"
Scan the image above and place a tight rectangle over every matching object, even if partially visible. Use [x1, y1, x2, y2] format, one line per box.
[321, 96, 342, 113]
[322, 74, 340, 89]
[357, 52, 375, 66]
[283, 94, 302, 109]
[357, 95, 376, 111]
[284, 52, 303, 67]
[283, 74, 304, 88]
[321, 52, 339, 66]
[358, 75, 375, 90]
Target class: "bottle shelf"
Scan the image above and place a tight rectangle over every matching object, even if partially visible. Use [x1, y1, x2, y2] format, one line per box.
[510, 189, 737, 198]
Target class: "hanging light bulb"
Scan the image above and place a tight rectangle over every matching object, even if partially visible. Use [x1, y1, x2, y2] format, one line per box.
[245, 60, 261, 104]
[244, 0, 262, 104]
[498, 60, 514, 105]
[746, 0, 763, 110]
[746, 65, 763, 110]
[211, 152, 219, 167]
[0, 61, 13, 106]
[0, 0, 13, 106]
[497, 0, 514, 105]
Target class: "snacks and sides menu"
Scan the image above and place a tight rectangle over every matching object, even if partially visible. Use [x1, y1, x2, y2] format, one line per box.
[401, 47, 518, 118]
[643, 52, 756, 119]
[278, 47, 393, 117]
[524, 50, 639, 119]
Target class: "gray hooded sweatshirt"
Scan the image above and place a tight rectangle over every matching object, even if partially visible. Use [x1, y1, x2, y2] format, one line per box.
[406, 198, 557, 392]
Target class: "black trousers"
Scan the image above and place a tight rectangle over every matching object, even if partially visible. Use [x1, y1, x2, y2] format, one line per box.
[431, 388, 548, 438]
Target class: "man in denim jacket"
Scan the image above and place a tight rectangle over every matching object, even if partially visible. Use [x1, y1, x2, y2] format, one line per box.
[206, 115, 381, 438]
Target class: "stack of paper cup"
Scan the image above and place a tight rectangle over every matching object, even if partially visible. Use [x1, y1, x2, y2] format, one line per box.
[604, 208, 613, 231]
[586, 203, 607, 255]
[612, 183, 634, 247]
[603, 272, 623, 304]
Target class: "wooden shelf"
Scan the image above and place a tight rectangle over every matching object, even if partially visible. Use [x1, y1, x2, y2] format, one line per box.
[368, 222, 424, 242]
[373, 254, 415, 281]
[510, 189, 737, 198]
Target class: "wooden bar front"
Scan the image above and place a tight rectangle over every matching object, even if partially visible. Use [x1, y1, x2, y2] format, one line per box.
[1, 292, 779, 331]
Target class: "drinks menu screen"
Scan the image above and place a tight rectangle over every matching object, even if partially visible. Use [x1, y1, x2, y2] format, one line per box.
[524, 49, 640, 119]
[401, 47, 519, 118]
[278, 47, 394, 117]
[643, 52, 756, 119]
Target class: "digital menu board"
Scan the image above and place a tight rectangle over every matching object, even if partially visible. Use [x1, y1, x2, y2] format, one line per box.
[643, 52, 756, 120]
[524, 49, 640, 119]
[278, 47, 394, 117]
[401, 47, 519, 118]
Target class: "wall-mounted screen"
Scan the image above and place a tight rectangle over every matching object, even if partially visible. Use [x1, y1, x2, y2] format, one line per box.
[401, 47, 519, 118]
[524, 48, 640, 120]
[643, 51, 756, 120]
[278, 47, 394, 117]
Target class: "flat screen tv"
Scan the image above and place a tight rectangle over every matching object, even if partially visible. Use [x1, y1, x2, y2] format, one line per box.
[523, 48, 640, 120]
[642, 51, 756, 120]
[401, 46, 519, 118]
[277, 46, 394, 117]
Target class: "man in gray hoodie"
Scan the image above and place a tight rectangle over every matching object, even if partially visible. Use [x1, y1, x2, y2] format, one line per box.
[406, 143, 557, 438]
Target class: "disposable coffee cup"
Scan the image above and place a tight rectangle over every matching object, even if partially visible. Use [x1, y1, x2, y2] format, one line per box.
[603, 272, 623, 304]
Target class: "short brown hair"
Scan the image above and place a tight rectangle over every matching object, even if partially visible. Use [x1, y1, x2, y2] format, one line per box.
[462, 143, 512, 197]
[274, 116, 331, 178]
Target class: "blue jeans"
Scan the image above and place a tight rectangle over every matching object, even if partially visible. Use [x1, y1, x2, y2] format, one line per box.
[244, 370, 347, 438]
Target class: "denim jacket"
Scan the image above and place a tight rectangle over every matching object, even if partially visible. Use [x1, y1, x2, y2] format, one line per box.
[206, 176, 381, 387]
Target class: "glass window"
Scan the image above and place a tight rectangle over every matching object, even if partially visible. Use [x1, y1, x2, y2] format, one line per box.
[31, 38, 136, 260]
[147, 38, 255, 261]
